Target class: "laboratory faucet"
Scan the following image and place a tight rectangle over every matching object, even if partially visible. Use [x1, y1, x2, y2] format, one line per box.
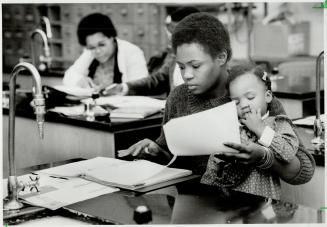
[41, 16, 53, 39]
[312, 50, 324, 149]
[3, 62, 46, 210]
[30, 28, 51, 71]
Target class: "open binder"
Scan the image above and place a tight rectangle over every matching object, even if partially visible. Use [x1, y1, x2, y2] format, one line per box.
[35, 157, 192, 191]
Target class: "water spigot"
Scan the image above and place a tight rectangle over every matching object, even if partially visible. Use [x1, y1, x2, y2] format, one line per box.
[41, 16, 53, 39]
[32, 94, 46, 139]
[31, 29, 52, 71]
[4, 62, 45, 211]
[312, 51, 324, 149]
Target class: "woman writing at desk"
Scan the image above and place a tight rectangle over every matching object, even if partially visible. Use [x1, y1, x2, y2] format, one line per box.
[63, 13, 148, 91]
[118, 13, 314, 194]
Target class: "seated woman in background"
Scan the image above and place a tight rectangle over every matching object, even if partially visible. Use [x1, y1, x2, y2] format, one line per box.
[63, 13, 148, 91]
[118, 13, 315, 191]
[102, 6, 200, 96]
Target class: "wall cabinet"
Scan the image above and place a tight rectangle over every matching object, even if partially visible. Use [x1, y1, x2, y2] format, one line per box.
[2, 3, 168, 71]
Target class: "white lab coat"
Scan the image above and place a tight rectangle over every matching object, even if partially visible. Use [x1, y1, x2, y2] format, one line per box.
[63, 38, 148, 86]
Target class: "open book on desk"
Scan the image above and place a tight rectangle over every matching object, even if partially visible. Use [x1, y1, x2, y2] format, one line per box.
[34, 157, 192, 191]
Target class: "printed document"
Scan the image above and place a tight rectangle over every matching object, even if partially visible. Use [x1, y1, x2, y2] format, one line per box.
[3, 174, 118, 210]
[35, 157, 192, 190]
[293, 114, 325, 126]
[163, 101, 240, 155]
[95, 96, 166, 109]
[53, 85, 94, 97]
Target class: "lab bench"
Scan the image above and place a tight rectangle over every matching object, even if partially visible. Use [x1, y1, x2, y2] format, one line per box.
[3, 158, 325, 225]
[272, 75, 324, 120]
[2, 90, 324, 211]
[2, 103, 163, 178]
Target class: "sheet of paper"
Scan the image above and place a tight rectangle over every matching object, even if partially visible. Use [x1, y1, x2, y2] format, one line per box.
[85, 158, 188, 187]
[53, 85, 94, 97]
[35, 157, 190, 190]
[35, 157, 125, 178]
[95, 95, 166, 109]
[49, 105, 108, 117]
[4, 174, 119, 210]
[110, 106, 161, 119]
[293, 114, 325, 126]
[163, 101, 240, 156]
[48, 105, 85, 116]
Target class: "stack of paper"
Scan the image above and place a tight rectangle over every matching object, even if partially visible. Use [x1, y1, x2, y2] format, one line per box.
[110, 106, 162, 119]
[293, 114, 325, 126]
[53, 85, 94, 97]
[95, 96, 166, 109]
[35, 157, 192, 191]
[3, 174, 118, 210]
[48, 105, 108, 117]
[94, 96, 165, 120]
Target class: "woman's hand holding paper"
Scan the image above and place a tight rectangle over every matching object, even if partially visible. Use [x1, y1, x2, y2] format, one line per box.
[218, 142, 266, 166]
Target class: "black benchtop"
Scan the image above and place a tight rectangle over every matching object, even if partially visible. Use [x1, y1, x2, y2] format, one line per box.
[2, 96, 163, 133]
[3, 93, 324, 165]
[273, 76, 324, 99]
[3, 67, 66, 78]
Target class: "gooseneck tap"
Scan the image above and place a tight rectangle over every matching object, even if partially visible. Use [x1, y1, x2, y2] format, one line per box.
[4, 62, 45, 210]
[41, 16, 53, 39]
[30, 29, 51, 71]
[312, 50, 324, 148]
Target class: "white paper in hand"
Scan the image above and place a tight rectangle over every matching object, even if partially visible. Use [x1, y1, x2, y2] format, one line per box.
[163, 101, 240, 156]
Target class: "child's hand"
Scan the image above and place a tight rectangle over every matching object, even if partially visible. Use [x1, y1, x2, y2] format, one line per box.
[220, 142, 266, 166]
[241, 108, 265, 137]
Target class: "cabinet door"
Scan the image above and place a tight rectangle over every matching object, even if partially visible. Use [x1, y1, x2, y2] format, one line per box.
[114, 4, 134, 24]
[117, 24, 134, 43]
[133, 24, 149, 45]
[148, 24, 162, 45]
[61, 4, 74, 23]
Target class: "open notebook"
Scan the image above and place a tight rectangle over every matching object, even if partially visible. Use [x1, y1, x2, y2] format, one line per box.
[34, 157, 192, 191]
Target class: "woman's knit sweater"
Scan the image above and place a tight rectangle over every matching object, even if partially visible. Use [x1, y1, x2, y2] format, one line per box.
[155, 84, 315, 184]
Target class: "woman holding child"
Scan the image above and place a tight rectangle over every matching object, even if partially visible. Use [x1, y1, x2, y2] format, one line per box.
[118, 13, 315, 199]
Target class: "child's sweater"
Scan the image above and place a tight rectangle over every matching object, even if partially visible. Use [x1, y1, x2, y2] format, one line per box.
[202, 115, 299, 200]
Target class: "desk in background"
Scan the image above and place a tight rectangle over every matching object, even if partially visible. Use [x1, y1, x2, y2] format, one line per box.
[2, 104, 163, 178]
[273, 75, 324, 120]
[252, 56, 324, 120]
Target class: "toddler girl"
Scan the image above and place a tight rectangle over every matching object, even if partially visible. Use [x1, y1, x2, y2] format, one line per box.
[201, 63, 299, 200]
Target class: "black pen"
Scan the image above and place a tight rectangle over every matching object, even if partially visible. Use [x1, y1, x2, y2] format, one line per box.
[49, 175, 69, 180]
